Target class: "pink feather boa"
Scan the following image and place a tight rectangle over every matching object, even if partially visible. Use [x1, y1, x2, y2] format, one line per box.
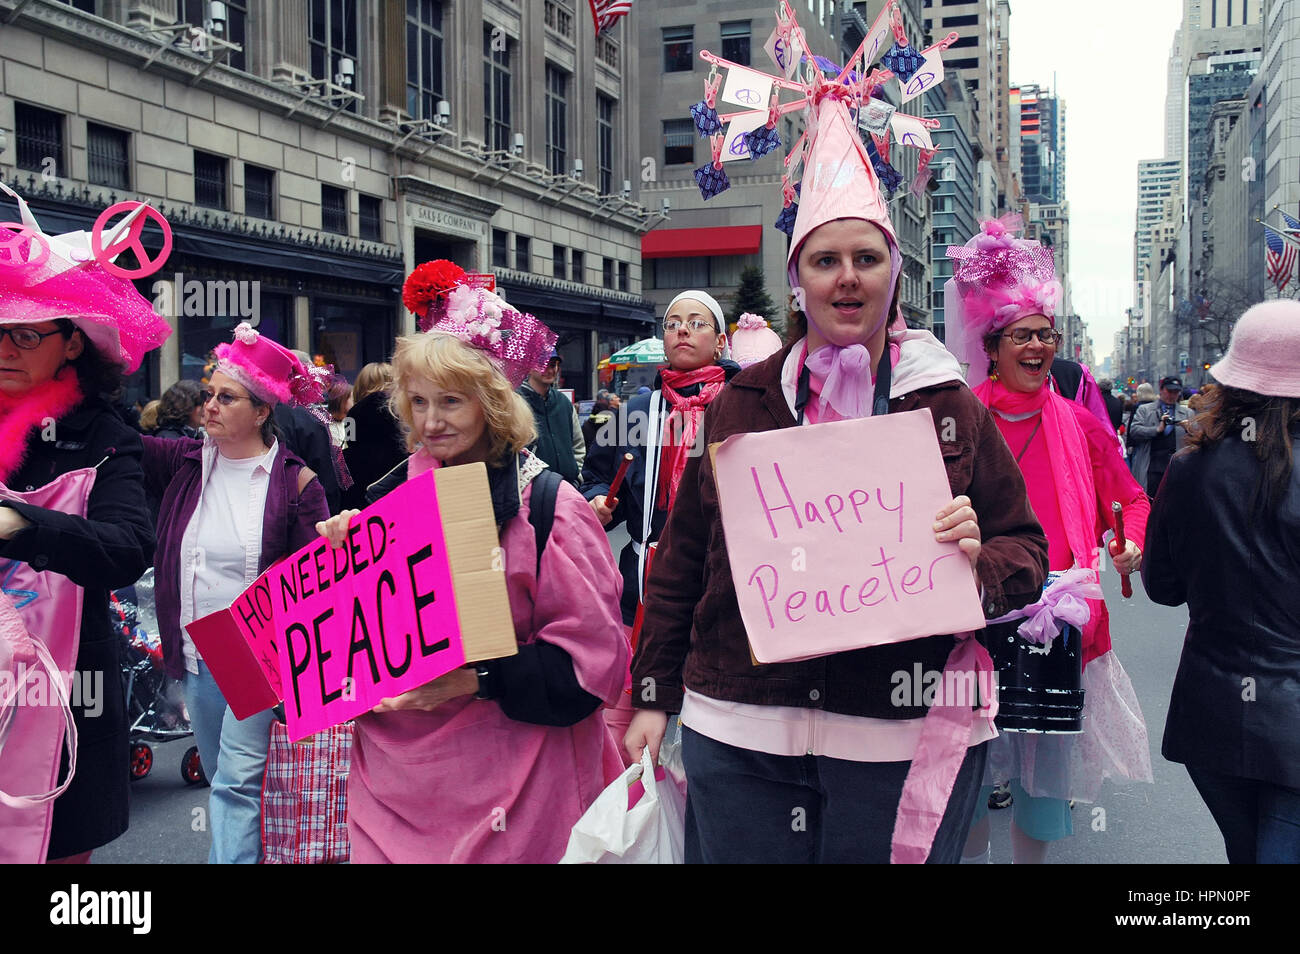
[0, 369, 84, 484]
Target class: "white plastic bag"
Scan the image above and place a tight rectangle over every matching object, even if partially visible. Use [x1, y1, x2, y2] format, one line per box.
[560, 743, 686, 864]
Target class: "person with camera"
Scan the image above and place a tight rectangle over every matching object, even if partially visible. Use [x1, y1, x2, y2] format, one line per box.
[1128, 375, 1194, 497]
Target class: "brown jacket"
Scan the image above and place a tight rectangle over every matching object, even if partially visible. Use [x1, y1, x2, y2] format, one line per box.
[631, 342, 1049, 718]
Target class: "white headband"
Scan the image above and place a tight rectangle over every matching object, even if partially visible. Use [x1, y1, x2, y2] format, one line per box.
[665, 290, 725, 332]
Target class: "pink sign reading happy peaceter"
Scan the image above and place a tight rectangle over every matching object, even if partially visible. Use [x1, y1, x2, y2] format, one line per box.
[712, 409, 986, 663]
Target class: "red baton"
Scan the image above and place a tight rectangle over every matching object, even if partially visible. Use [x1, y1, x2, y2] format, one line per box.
[606, 452, 633, 510]
[1111, 501, 1132, 598]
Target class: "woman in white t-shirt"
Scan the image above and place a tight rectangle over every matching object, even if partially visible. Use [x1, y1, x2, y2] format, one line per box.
[143, 323, 330, 864]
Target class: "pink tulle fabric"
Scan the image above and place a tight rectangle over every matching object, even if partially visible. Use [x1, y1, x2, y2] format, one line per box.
[430, 287, 557, 389]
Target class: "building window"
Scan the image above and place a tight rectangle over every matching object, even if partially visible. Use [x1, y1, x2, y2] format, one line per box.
[597, 94, 615, 195]
[664, 119, 695, 165]
[358, 194, 381, 241]
[321, 184, 348, 234]
[720, 21, 751, 66]
[178, 0, 247, 71]
[492, 228, 509, 268]
[194, 151, 228, 209]
[63, 0, 96, 12]
[603, 257, 615, 288]
[87, 123, 130, 190]
[14, 103, 63, 176]
[663, 26, 693, 72]
[406, 0, 444, 121]
[515, 235, 530, 272]
[546, 64, 568, 176]
[618, 261, 629, 292]
[942, 13, 979, 26]
[310, 0, 359, 113]
[553, 243, 567, 280]
[483, 26, 512, 152]
[571, 249, 585, 285]
[244, 164, 275, 219]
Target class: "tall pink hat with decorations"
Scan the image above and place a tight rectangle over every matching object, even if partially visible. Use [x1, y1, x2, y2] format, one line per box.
[402, 261, 557, 388]
[0, 183, 172, 372]
[214, 323, 329, 406]
[944, 214, 1062, 386]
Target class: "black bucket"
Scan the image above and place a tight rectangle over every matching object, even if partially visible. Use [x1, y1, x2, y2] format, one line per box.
[986, 618, 1085, 734]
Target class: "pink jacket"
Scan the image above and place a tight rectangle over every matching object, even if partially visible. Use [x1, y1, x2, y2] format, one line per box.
[346, 466, 629, 863]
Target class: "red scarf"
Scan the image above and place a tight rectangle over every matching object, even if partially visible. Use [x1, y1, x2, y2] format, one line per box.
[656, 365, 726, 510]
[0, 369, 84, 484]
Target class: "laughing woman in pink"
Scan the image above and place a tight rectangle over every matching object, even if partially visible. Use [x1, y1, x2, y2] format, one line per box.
[316, 270, 627, 862]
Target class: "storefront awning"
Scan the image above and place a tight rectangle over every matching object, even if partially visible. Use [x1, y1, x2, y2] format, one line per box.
[641, 225, 762, 259]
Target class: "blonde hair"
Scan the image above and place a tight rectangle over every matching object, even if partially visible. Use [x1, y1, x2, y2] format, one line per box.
[352, 362, 393, 404]
[138, 399, 161, 432]
[389, 333, 537, 460]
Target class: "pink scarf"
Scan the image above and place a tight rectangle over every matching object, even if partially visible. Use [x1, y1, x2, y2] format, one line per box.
[0, 369, 84, 484]
[798, 340, 902, 423]
[972, 379, 1097, 573]
[656, 365, 726, 510]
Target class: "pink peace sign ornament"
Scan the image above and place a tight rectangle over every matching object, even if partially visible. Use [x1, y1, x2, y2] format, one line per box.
[0, 222, 51, 269]
[90, 201, 173, 280]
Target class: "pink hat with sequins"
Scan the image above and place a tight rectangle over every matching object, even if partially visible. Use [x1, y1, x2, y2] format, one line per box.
[428, 284, 557, 389]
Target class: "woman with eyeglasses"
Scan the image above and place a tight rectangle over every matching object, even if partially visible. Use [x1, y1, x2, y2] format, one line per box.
[142, 323, 330, 863]
[581, 291, 740, 762]
[946, 220, 1152, 864]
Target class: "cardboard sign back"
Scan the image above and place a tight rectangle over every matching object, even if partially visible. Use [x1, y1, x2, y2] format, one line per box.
[711, 409, 985, 663]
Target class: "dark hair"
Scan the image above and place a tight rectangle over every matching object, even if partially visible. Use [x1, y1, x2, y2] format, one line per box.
[326, 374, 352, 416]
[1184, 383, 1300, 515]
[156, 379, 204, 431]
[56, 319, 123, 401]
[785, 280, 902, 346]
[247, 392, 281, 446]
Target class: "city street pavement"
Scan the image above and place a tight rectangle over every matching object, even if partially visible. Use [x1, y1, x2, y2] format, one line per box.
[94, 521, 1227, 865]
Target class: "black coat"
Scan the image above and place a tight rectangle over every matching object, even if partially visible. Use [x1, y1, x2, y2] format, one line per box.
[0, 399, 155, 857]
[341, 391, 406, 512]
[274, 403, 341, 514]
[1142, 428, 1300, 788]
[580, 361, 741, 624]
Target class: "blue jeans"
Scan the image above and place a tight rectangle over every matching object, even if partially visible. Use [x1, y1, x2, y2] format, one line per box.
[183, 662, 276, 864]
[681, 725, 987, 863]
[1185, 765, 1300, 864]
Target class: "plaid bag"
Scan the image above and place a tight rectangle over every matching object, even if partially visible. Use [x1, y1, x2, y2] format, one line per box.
[260, 721, 353, 864]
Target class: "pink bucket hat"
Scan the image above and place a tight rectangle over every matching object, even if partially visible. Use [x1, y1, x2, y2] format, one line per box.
[214, 322, 327, 406]
[0, 183, 172, 373]
[1210, 300, 1300, 398]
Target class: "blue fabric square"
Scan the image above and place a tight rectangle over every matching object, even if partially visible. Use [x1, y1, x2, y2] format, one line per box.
[774, 202, 799, 236]
[690, 100, 722, 137]
[864, 138, 903, 195]
[743, 125, 782, 160]
[694, 162, 731, 199]
[882, 41, 924, 83]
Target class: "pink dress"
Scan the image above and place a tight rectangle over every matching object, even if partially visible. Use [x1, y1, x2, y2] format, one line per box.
[346, 463, 629, 863]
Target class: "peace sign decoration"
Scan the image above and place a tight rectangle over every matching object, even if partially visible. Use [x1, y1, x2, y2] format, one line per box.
[0, 222, 51, 269]
[90, 201, 174, 280]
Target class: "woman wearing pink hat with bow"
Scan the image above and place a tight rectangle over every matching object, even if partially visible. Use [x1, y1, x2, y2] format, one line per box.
[1143, 300, 1300, 863]
[143, 323, 331, 863]
[624, 78, 1048, 863]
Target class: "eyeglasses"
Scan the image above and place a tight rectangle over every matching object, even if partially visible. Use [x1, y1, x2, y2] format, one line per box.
[0, 327, 65, 350]
[200, 389, 252, 407]
[663, 318, 717, 334]
[1000, 328, 1062, 347]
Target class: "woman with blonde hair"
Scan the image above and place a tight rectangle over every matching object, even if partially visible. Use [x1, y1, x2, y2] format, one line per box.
[317, 271, 627, 863]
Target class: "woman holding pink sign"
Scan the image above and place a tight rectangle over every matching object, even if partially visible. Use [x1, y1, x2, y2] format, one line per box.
[624, 77, 1049, 863]
[144, 323, 331, 863]
[0, 188, 167, 863]
[313, 267, 627, 863]
[943, 218, 1153, 865]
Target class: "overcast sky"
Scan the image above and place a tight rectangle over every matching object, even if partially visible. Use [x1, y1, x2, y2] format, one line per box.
[1007, 0, 1183, 365]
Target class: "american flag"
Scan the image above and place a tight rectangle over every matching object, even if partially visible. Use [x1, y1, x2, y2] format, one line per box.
[1280, 208, 1300, 234]
[1265, 226, 1297, 292]
[589, 0, 632, 34]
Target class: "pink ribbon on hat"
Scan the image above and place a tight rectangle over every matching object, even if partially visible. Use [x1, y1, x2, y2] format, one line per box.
[805, 343, 875, 419]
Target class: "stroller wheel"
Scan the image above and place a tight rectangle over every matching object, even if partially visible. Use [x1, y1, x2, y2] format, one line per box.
[182, 745, 208, 786]
[130, 742, 153, 780]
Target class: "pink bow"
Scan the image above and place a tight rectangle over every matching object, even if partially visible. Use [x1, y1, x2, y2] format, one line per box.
[805, 343, 874, 419]
[987, 568, 1101, 646]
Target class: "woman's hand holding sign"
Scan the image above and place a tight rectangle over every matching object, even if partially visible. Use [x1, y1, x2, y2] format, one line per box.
[933, 495, 981, 570]
[316, 509, 362, 548]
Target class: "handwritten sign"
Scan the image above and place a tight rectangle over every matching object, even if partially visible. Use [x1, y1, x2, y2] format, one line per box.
[720, 110, 768, 162]
[891, 112, 935, 151]
[764, 27, 804, 80]
[186, 464, 517, 739]
[900, 48, 945, 103]
[712, 410, 985, 664]
[721, 67, 774, 110]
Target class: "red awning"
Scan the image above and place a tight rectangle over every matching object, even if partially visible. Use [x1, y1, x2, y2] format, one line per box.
[642, 225, 763, 259]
